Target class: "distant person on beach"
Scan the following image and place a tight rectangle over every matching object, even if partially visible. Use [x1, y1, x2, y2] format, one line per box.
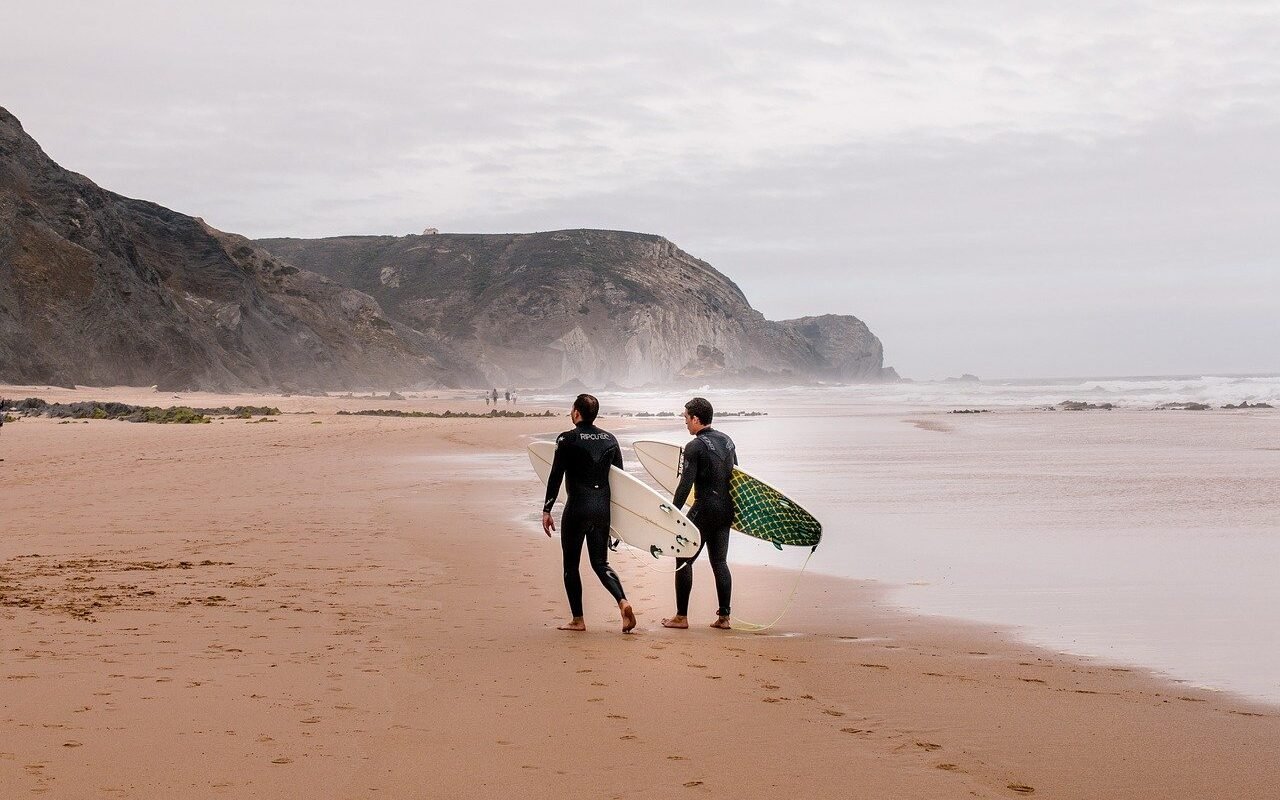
[492, 388, 499, 405]
[663, 397, 737, 631]
[542, 394, 637, 633]
[505, 390, 511, 404]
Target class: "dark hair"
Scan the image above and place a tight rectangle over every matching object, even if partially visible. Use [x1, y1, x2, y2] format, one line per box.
[574, 393, 600, 424]
[684, 397, 713, 425]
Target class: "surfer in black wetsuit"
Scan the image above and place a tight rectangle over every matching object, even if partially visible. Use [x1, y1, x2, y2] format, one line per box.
[663, 397, 736, 630]
[542, 394, 637, 633]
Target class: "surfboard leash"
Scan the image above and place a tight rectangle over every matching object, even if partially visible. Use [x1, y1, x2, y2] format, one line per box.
[727, 546, 816, 632]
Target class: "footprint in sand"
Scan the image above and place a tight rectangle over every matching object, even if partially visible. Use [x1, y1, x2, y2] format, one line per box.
[271, 757, 293, 765]
[915, 742, 942, 752]
[1007, 784, 1035, 794]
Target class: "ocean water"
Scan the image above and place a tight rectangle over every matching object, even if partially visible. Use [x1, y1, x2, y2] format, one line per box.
[519, 376, 1280, 704]
[525, 373, 1280, 415]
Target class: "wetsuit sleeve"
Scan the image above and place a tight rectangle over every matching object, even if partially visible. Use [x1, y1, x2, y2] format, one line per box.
[543, 437, 567, 514]
[612, 442, 623, 470]
[672, 439, 700, 509]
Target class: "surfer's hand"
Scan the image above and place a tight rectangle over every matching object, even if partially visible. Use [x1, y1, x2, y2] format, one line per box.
[542, 512, 555, 536]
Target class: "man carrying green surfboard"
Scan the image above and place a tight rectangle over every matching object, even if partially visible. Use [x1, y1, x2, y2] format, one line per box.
[662, 397, 736, 631]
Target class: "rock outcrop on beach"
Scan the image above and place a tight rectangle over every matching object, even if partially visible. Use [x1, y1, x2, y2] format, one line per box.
[256, 231, 894, 387]
[0, 107, 479, 390]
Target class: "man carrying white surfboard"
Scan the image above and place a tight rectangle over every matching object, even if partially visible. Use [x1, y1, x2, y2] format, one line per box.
[662, 397, 737, 631]
[542, 394, 638, 633]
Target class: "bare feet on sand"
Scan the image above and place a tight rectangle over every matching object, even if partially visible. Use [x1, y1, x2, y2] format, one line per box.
[620, 601, 637, 633]
[710, 616, 731, 630]
[661, 615, 689, 629]
[557, 617, 586, 631]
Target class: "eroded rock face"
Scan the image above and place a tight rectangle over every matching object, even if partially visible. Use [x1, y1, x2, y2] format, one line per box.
[774, 315, 887, 381]
[257, 231, 894, 387]
[0, 107, 478, 390]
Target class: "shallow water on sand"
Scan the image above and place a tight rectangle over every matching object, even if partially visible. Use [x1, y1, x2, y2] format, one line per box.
[574, 389, 1280, 704]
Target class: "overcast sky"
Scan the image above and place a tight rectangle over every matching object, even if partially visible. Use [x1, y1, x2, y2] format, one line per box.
[3, 1, 1278, 379]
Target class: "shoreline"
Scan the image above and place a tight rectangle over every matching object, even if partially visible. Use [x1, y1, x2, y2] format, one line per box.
[2, 386, 1278, 797]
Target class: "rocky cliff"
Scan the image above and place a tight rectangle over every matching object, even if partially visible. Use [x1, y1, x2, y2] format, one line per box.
[0, 106, 892, 391]
[776, 315, 899, 382]
[256, 231, 893, 388]
[0, 108, 479, 390]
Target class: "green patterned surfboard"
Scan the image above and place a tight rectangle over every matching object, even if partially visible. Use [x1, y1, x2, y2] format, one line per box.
[633, 440, 822, 551]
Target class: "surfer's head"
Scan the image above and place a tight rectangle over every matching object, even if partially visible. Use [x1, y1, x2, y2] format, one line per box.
[573, 393, 600, 425]
[683, 397, 713, 433]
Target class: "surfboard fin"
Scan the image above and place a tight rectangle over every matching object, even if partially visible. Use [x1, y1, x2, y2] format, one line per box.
[609, 537, 621, 551]
[649, 545, 663, 558]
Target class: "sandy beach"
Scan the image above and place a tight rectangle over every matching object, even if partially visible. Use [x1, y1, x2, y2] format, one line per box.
[2, 386, 1278, 799]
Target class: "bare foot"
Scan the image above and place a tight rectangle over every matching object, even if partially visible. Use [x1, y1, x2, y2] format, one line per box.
[620, 601, 637, 633]
[710, 616, 731, 630]
[557, 618, 586, 631]
[662, 615, 689, 629]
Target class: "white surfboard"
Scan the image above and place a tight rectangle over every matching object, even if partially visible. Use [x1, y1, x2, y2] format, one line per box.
[528, 440, 701, 559]
[632, 440, 686, 499]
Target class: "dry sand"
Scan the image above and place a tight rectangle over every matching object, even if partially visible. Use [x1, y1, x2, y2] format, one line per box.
[1, 385, 1277, 798]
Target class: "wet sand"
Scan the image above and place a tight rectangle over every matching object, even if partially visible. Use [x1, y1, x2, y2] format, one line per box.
[1, 385, 1278, 798]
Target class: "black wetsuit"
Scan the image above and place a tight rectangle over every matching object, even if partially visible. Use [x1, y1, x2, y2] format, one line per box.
[543, 422, 627, 617]
[672, 427, 737, 617]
